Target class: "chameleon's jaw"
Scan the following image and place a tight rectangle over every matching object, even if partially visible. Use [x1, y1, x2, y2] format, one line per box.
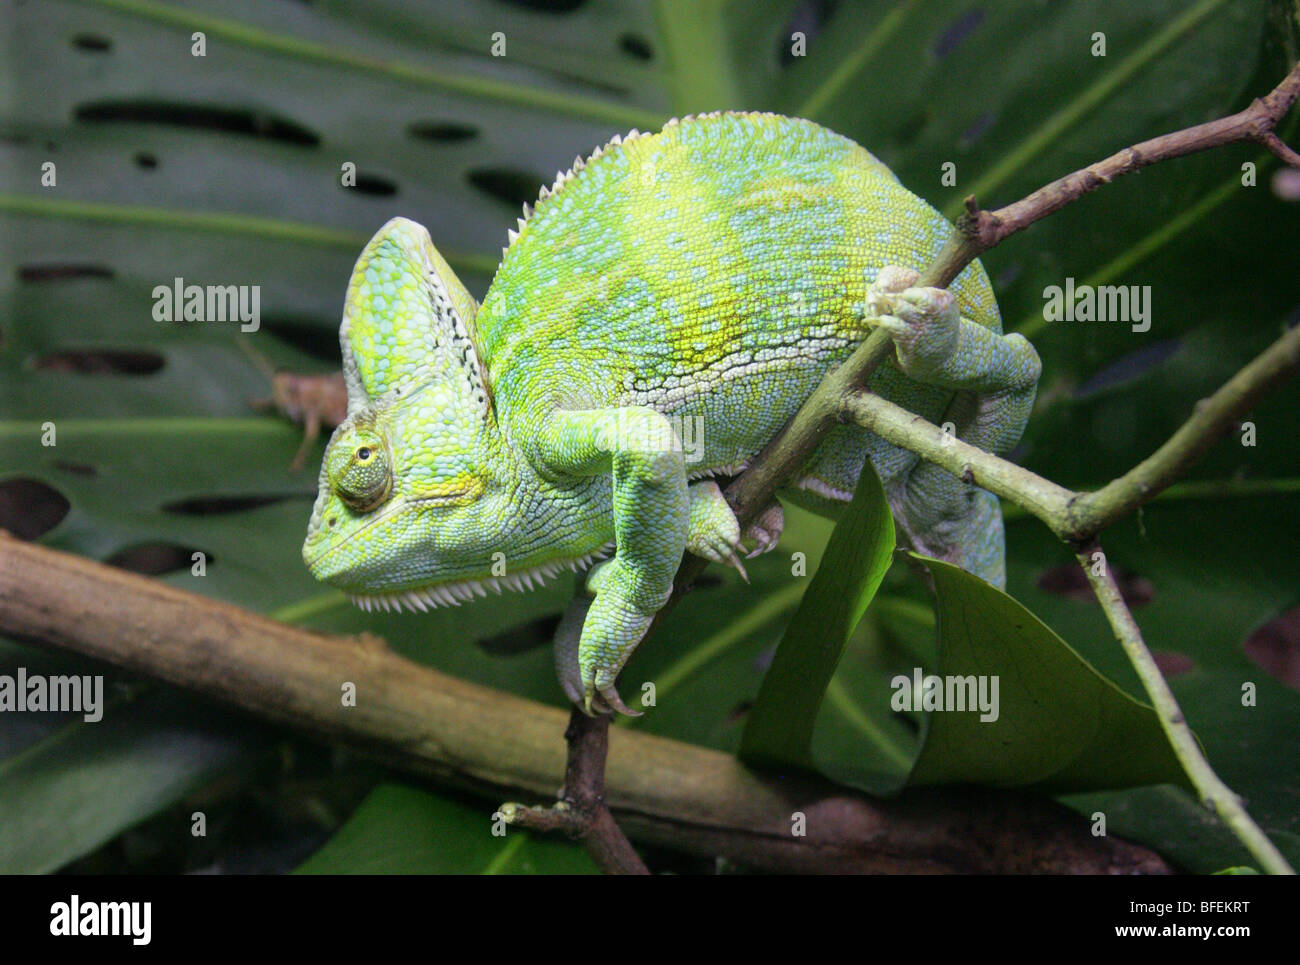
[343, 544, 613, 613]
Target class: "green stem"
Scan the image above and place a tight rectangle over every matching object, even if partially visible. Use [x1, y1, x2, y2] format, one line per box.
[1078, 545, 1293, 875]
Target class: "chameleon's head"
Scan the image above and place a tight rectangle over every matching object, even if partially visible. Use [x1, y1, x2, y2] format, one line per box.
[302, 218, 523, 608]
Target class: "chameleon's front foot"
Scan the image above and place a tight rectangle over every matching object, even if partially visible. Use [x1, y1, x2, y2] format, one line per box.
[563, 558, 662, 717]
[862, 265, 959, 351]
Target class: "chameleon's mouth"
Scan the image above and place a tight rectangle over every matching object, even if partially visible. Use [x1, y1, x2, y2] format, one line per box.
[345, 543, 614, 613]
[303, 487, 480, 575]
[302, 494, 414, 575]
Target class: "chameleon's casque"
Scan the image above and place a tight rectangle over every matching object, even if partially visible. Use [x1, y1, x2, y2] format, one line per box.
[303, 111, 1041, 713]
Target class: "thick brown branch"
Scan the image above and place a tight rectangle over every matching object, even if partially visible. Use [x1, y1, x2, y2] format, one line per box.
[0, 533, 1169, 874]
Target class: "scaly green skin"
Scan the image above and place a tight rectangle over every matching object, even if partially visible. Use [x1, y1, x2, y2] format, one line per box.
[302, 111, 1041, 714]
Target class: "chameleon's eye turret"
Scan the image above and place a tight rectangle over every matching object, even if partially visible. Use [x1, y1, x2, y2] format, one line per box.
[327, 427, 393, 512]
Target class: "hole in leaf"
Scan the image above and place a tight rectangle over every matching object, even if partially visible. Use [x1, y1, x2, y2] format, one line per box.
[348, 172, 398, 197]
[18, 264, 114, 282]
[475, 613, 562, 656]
[106, 542, 207, 577]
[0, 478, 71, 540]
[34, 349, 165, 376]
[467, 167, 544, 208]
[496, 0, 586, 12]
[75, 101, 320, 147]
[53, 461, 97, 477]
[619, 33, 653, 61]
[163, 495, 293, 515]
[1152, 651, 1196, 678]
[1244, 606, 1300, 691]
[933, 8, 985, 58]
[778, 0, 839, 67]
[135, 151, 158, 169]
[72, 34, 112, 53]
[1036, 562, 1154, 607]
[259, 317, 342, 363]
[408, 121, 478, 143]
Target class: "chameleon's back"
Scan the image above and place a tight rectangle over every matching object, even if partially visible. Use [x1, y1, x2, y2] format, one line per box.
[474, 111, 1001, 477]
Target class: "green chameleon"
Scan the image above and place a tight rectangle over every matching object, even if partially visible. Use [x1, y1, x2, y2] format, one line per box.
[302, 112, 1041, 715]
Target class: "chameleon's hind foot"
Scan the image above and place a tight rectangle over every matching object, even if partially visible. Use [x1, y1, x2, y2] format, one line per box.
[743, 501, 784, 557]
[686, 480, 749, 581]
[862, 265, 962, 373]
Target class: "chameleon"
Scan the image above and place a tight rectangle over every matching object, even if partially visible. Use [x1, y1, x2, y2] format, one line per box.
[302, 111, 1041, 715]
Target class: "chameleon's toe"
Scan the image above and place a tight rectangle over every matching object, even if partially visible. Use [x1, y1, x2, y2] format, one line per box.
[579, 670, 641, 718]
[743, 501, 785, 558]
[862, 265, 926, 333]
[873, 265, 920, 293]
[724, 550, 749, 583]
[598, 682, 643, 717]
[686, 480, 748, 576]
[894, 286, 957, 326]
[573, 568, 659, 716]
[553, 595, 592, 707]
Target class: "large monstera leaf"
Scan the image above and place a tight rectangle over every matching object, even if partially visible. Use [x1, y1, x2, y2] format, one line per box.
[0, 0, 1297, 873]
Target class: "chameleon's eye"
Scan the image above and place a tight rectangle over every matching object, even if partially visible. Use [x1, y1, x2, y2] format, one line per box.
[327, 428, 392, 513]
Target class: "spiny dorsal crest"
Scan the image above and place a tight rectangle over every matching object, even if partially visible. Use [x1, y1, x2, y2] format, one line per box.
[500, 111, 790, 259]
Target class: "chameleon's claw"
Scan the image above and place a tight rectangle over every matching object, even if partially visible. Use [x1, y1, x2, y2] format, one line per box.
[725, 550, 749, 583]
[864, 313, 911, 335]
[743, 502, 785, 557]
[598, 683, 643, 718]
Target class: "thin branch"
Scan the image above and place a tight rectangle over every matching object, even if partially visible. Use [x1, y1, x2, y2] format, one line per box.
[924, 59, 1300, 288]
[842, 320, 1300, 546]
[841, 389, 1075, 530]
[500, 709, 649, 874]
[1066, 322, 1300, 537]
[0, 533, 1168, 874]
[1077, 542, 1294, 876]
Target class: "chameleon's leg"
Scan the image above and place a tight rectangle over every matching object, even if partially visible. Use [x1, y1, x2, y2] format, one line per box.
[535, 407, 689, 714]
[863, 266, 1041, 586]
[686, 480, 748, 579]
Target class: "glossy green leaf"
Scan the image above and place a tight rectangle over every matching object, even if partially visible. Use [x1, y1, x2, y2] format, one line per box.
[294, 783, 598, 875]
[0, 686, 258, 873]
[905, 556, 1190, 792]
[738, 461, 894, 770]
